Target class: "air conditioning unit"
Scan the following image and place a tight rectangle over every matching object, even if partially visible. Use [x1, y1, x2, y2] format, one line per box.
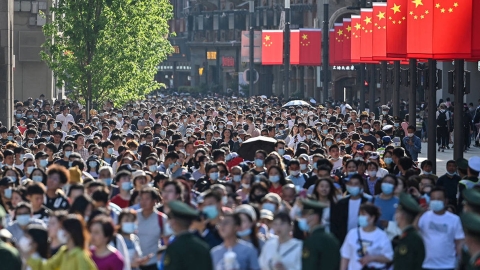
[31, 2, 38, 13]
[20, 1, 31, 12]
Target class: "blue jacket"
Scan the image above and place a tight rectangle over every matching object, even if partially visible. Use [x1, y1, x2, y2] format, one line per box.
[403, 135, 422, 161]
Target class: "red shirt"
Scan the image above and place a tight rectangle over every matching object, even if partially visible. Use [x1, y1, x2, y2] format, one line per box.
[269, 184, 283, 196]
[110, 194, 130, 209]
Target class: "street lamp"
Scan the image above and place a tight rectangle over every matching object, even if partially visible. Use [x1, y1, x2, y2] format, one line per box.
[284, 0, 291, 98]
[322, 0, 329, 104]
[249, 0, 254, 97]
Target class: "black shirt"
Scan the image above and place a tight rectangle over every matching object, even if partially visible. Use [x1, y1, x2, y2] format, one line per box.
[33, 206, 51, 222]
[436, 173, 461, 206]
[44, 192, 70, 211]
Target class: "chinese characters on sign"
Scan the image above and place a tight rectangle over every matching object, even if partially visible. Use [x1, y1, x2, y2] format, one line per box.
[222, 56, 235, 67]
[207, 51, 217, 60]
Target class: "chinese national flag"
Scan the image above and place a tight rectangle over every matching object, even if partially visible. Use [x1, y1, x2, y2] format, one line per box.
[351, 15, 362, 63]
[406, 0, 434, 58]
[386, 0, 408, 58]
[472, 1, 480, 58]
[432, 0, 472, 59]
[329, 29, 337, 65]
[290, 29, 322, 65]
[342, 18, 352, 64]
[261, 30, 283, 65]
[334, 23, 345, 65]
[372, 3, 388, 60]
[360, 8, 374, 61]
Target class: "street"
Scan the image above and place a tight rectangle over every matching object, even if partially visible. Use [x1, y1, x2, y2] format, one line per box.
[418, 141, 479, 175]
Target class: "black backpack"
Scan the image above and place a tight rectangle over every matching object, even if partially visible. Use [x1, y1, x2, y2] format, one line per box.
[437, 111, 447, 127]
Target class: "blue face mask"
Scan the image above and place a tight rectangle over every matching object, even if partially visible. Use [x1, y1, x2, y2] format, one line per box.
[149, 165, 158, 172]
[121, 222, 136, 234]
[103, 178, 113, 186]
[346, 186, 361, 196]
[381, 183, 394, 195]
[326, 141, 333, 147]
[121, 182, 132, 191]
[16, 214, 31, 226]
[429, 200, 445, 212]
[7, 136, 13, 141]
[4, 188, 12, 199]
[255, 159, 264, 167]
[27, 166, 35, 175]
[64, 151, 72, 158]
[68, 161, 73, 168]
[298, 218, 310, 232]
[209, 172, 219, 181]
[384, 157, 393, 165]
[262, 203, 276, 213]
[323, 130, 328, 134]
[277, 149, 285, 156]
[237, 228, 251, 237]
[32, 175, 43, 183]
[168, 162, 175, 170]
[203, 205, 219, 219]
[358, 215, 369, 227]
[363, 128, 370, 134]
[88, 161, 97, 168]
[233, 175, 242, 182]
[313, 163, 318, 170]
[269, 175, 280, 183]
[39, 159, 48, 168]
[107, 148, 114, 155]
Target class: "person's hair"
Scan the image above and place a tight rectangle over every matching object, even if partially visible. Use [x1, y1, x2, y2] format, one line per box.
[392, 147, 405, 158]
[313, 178, 337, 204]
[420, 159, 433, 169]
[359, 204, 381, 223]
[266, 166, 287, 186]
[255, 149, 267, 159]
[273, 211, 292, 224]
[46, 164, 70, 184]
[69, 194, 93, 217]
[62, 214, 89, 250]
[91, 187, 110, 205]
[399, 156, 414, 171]
[15, 202, 33, 215]
[430, 186, 447, 199]
[26, 224, 50, 259]
[90, 215, 116, 243]
[139, 187, 160, 201]
[382, 174, 399, 187]
[203, 189, 221, 203]
[26, 182, 46, 196]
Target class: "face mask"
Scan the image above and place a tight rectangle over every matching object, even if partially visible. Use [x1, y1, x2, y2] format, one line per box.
[122, 222, 136, 234]
[117, 113, 123, 118]
[300, 164, 308, 171]
[160, 131, 166, 137]
[32, 175, 43, 183]
[88, 161, 97, 168]
[358, 215, 369, 228]
[446, 171, 456, 176]
[233, 175, 242, 182]
[345, 144, 350, 148]
[277, 149, 285, 156]
[382, 111, 388, 115]
[27, 166, 35, 175]
[322, 130, 328, 134]
[16, 214, 31, 226]
[28, 142, 33, 147]
[394, 123, 400, 127]
[64, 151, 72, 158]
[255, 159, 264, 167]
[107, 148, 114, 155]
[290, 170, 300, 177]
[103, 178, 113, 186]
[218, 125, 224, 129]
[4, 188, 12, 199]
[203, 205, 219, 219]
[363, 128, 370, 134]
[262, 203, 276, 213]
[384, 157, 393, 165]
[298, 218, 310, 232]
[225, 154, 232, 161]
[39, 159, 48, 168]
[306, 134, 312, 139]
[347, 171, 357, 176]
[367, 170, 377, 177]
[269, 175, 280, 183]
[326, 141, 333, 147]
[68, 161, 73, 168]
[242, 183, 250, 189]
[209, 172, 219, 180]
[407, 133, 414, 137]
[221, 196, 228, 206]
[121, 182, 132, 191]
[346, 186, 361, 196]
[168, 162, 175, 170]
[7, 136, 13, 141]
[18, 236, 31, 253]
[237, 228, 251, 237]
[57, 229, 68, 244]
[423, 171, 432, 175]
[429, 200, 445, 212]
[381, 183, 394, 195]
[149, 165, 158, 172]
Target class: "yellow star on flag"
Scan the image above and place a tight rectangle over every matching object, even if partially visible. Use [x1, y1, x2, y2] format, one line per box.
[448, 7, 453, 12]
[412, 0, 423, 8]
[403, 16, 406, 20]
[355, 23, 361, 30]
[265, 35, 270, 41]
[302, 34, 308, 40]
[346, 25, 352, 32]
[435, 3, 440, 8]
[391, 3, 401, 14]
[364, 16, 372, 24]
[453, 2, 458, 7]
[337, 29, 343, 36]
[441, 8, 445, 12]
[398, 20, 402, 24]
[410, 11, 414, 15]
[425, 10, 429, 14]
[421, 15, 424, 18]
[414, 15, 418, 19]
[377, 11, 386, 20]
[393, 21, 396, 24]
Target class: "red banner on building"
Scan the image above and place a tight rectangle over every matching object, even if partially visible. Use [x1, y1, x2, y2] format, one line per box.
[290, 29, 322, 66]
[261, 30, 284, 65]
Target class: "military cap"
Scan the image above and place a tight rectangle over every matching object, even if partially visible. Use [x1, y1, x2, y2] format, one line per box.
[456, 158, 468, 170]
[398, 193, 423, 215]
[460, 212, 480, 234]
[463, 188, 480, 208]
[168, 200, 199, 220]
[301, 199, 328, 214]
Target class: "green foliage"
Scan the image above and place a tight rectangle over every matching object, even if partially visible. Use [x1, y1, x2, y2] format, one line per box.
[42, 0, 173, 108]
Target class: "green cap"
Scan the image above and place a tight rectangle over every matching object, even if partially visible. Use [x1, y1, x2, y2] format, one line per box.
[301, 199, 328, 214]
[461, 212, 480, 234]
[167, 200, 199, 220]
[463, 188, 480, 208]
[398, 193, 423, 215]
[456, 158, 469, 170]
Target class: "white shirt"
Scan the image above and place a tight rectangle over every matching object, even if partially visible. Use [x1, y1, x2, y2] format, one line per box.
[340, 227, 394, 270]
[418, 210, 465, 269]
[376, 167, 389, 178]
[55, 113, 75, 132]
[347, 198, 362, 232]
[258, 238, 302, 270]
[287, 134, 306, 150]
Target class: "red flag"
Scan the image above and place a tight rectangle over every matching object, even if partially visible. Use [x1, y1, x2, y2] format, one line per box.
[329, 29, 337, 65]
[342, 18, 352, 64]
[406, 0, 434, 58]
[351, 15, 362, 63]
[261, 30, 283, 65]
[372, 3, 388, 60]
[333, 23, 344, 65]
[386, 0, 408, 58]
[360, 8, 374, 61]
[472, 1, 480, 58]
[290, 29, 322, 65]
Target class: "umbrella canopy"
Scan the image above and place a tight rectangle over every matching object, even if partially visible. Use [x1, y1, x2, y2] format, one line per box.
[238, 136, 277, 161]
[282, 100, 310, 107]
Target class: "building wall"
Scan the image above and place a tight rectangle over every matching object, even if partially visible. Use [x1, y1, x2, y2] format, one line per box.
[0, 0, 14, 127]
[13, 0, 54, 101]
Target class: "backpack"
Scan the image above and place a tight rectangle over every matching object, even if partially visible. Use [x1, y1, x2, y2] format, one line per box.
[437, 111, 447, 127]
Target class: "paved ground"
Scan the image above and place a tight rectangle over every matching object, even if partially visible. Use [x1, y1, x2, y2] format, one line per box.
[418, 141, 480, 175]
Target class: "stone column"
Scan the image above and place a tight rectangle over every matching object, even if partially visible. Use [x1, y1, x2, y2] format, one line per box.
[0, 0, 14, 128]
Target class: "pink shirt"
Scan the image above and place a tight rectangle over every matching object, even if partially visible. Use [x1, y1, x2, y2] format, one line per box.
[91, 249, 124, 270]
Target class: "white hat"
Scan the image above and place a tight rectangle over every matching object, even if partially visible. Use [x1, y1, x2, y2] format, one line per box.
[132, 170, 147, 179]
[382, 125, 393, 131]
[24, 153, 35, 161]
[345, 104, 352, 110]
[468, 156, 480, 172]
[260, 209, 274, 220]
[226, 121, 233, 126]
[308, 111, 314, 116]
[235, 204, 257, 222]
[299, 154, 309, 161]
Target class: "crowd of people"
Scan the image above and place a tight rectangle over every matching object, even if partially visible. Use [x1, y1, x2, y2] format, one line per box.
[0, 93, 480, 270]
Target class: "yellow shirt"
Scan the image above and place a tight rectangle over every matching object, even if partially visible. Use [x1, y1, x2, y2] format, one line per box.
[28, 246, 97, 270]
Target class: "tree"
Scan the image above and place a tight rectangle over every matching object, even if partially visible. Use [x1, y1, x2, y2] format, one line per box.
[41, 0, 173, 116]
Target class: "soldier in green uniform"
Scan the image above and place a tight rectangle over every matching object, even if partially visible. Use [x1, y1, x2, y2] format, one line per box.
[458, 157, 480, 212]
[0, 205, 22, 270]
[163, 200, 213, 270]
[299, 199, 340, 270]
[459, 188, 480, 270]
[393, 193, 425, 270]
[460, 212, 480, 270]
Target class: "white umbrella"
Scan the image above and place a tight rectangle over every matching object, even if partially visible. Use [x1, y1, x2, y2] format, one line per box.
[282, 100, 310, 107]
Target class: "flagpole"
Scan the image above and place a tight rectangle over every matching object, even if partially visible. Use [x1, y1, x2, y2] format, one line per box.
[427, 59, 437, 174]
[284, 0, 290, 98]
[322, 0, 329, 104]
[368, 64, 376, 115]
[393, 60, 401, 117]
[454, 59, 465, 160]
[408, 59, 417, 127]
[380, 61, 388, 106]
[359, 64, 366, 111]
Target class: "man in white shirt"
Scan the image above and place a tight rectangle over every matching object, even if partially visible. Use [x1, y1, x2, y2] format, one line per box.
[418, 187, 464, 270]
[55, 106, 75, 132]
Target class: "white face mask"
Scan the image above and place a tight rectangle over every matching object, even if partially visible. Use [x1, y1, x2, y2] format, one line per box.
[407, 133, 414, 137]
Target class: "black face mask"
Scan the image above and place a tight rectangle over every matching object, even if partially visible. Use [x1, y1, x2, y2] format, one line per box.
[251, 193, 266, 203]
